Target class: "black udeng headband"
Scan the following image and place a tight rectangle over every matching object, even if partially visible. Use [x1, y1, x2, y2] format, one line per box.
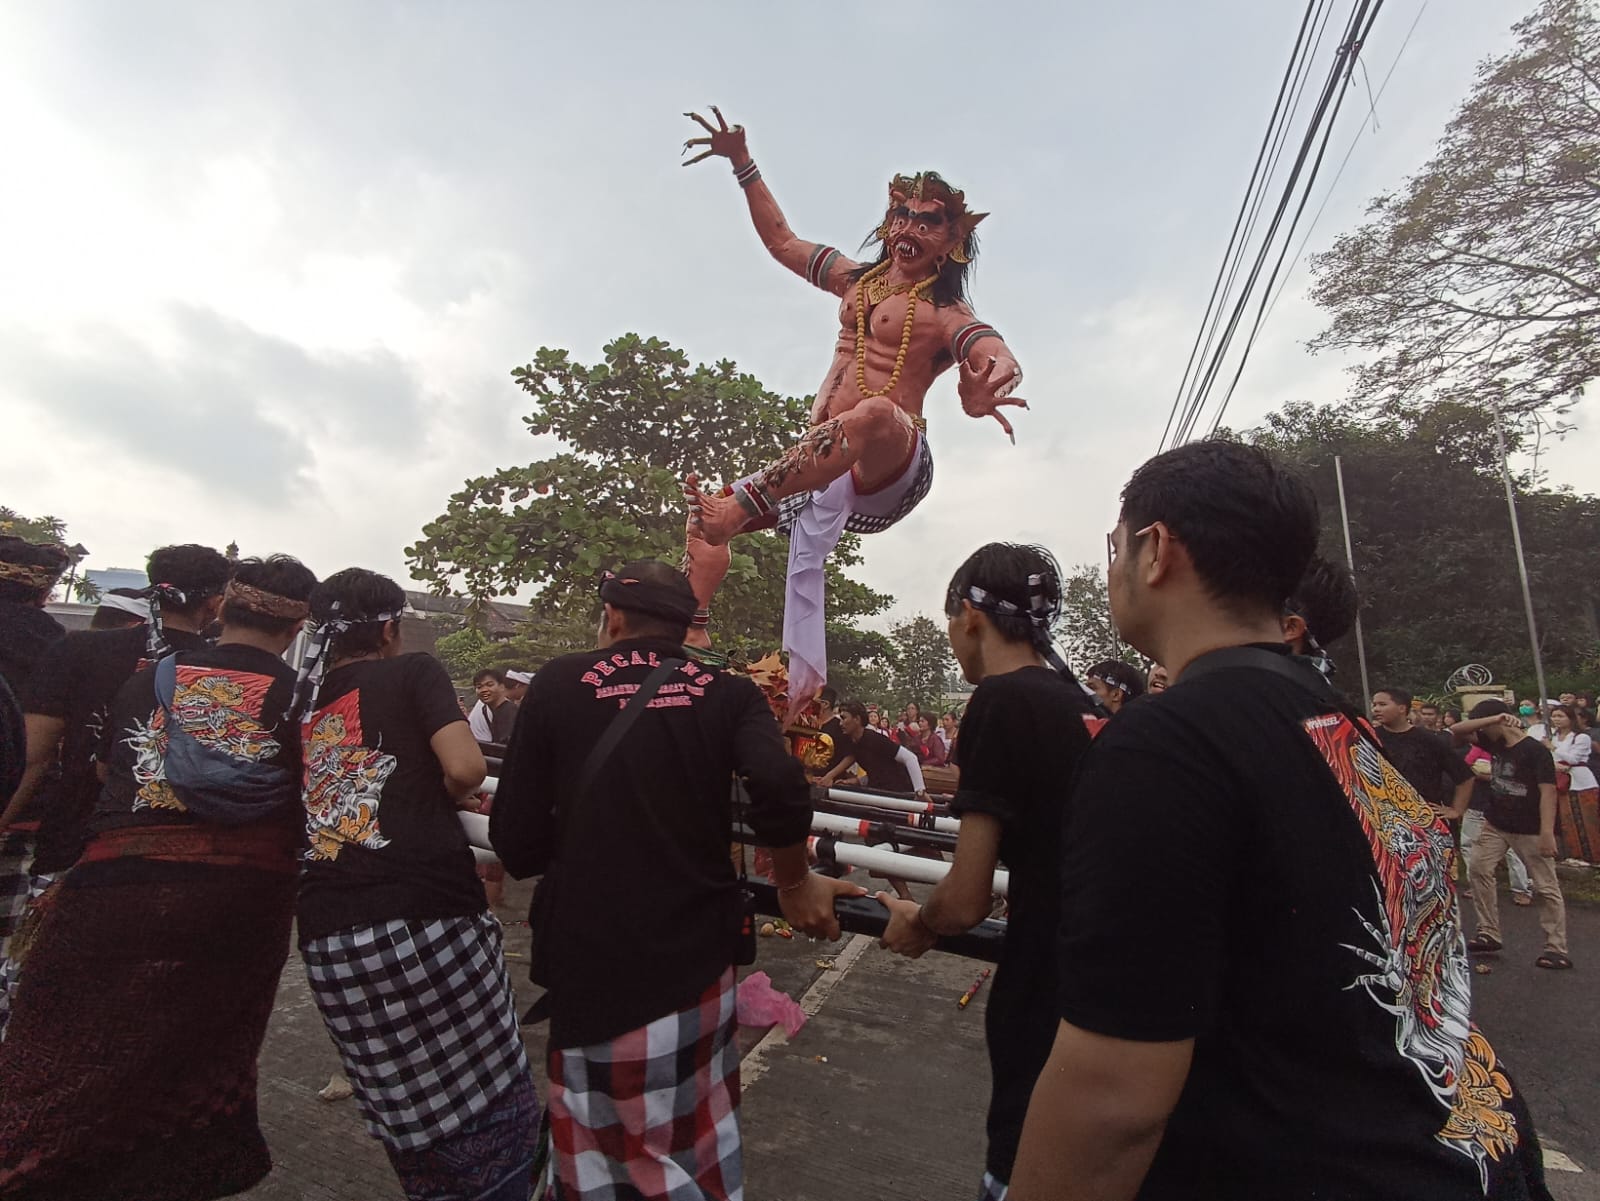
[598, 571, 697, 626]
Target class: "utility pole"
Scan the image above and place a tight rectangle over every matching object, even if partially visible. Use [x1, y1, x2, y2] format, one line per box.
[1333, 457, 1372, 706]
[1491, 403, 1552, 724]
[1105, 532, 1122, 657]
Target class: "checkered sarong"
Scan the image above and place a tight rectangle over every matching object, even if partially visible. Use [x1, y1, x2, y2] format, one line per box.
[303, 911, 532, 1152]
[776, 432, 934, 538]
[977, 1170, 1010, 1200]
[548, 968, 741, 1201]
[0, 830, 54, 1043]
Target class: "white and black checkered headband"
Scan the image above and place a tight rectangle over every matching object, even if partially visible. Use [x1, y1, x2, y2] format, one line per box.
[138, 582, 190, 661]
[966, 573, 1058, 629]
[288, 601, 407, 721]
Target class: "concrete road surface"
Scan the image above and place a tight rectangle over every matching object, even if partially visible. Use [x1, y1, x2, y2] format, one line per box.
[243, 875, 1597, 1199]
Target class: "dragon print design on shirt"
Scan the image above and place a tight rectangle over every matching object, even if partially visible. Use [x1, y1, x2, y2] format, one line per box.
[125, 667, 281, 813]
[1302, 712, 1519, 1188]
[301, 689, 394, 861]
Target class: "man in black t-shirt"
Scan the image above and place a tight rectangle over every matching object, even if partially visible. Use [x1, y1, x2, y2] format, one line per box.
[491, 560, 860, 1199]
[811, 685, 848, 780]
[0, 555, 315, 1198]
[1372, 686, 1473, 814]
[0, 543, 231, 1039]
[0, 536, 68, 1039]
[1451, 699, 1569, 969]
[1010, 440, 1550, 1201]
[817, 701, 926, 794]
[878, 542, 1092, 1200]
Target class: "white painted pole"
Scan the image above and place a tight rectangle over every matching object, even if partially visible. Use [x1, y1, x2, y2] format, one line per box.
[1333, 455, 1373, 706]
[1492, 403, 1553, 724]
[827, 787, 948, 814]
[809, 836, 1008, 896]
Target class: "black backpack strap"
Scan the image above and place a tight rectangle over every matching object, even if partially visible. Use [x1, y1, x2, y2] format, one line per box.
[1181, 646, 1380, 742]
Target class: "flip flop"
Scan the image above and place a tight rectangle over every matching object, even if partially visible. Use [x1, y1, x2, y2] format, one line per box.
[1467, 935, 1503, 955]
[1535, 952, 1573, 970]
[1512, 894, 1534, 907]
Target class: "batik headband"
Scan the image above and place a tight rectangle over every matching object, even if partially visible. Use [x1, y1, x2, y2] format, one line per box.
[223, 580, 310, 621]
[598, 570, 697, 626]
[0, 560, 66, 588]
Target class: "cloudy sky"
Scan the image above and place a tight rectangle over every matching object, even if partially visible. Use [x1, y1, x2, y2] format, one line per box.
[3, 1, 1591, 628]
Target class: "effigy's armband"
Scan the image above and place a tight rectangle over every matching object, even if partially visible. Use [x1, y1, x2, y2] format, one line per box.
[950, 321, 1003, 364]
[806, 245, 842, 291]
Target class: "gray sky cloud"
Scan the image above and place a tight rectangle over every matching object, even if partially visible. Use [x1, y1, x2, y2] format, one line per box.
[3, 0, 1591, 630]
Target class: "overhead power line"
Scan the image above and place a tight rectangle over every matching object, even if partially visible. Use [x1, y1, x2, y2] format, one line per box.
[1160, 0, 1397, 450]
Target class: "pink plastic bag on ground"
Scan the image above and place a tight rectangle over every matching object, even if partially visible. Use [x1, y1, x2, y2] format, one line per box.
[736, 971, 806, 1037]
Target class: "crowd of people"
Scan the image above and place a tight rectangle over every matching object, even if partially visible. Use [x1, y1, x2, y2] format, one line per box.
[0, 435, 1575, 1201]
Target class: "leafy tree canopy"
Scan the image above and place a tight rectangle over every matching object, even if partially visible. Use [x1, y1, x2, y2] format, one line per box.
[1248, 401, 1600, 695]
[1308, 0, 1600, 417]
[406, 334, 891, 665]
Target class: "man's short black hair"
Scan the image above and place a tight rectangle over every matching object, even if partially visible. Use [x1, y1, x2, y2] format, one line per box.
[1287, 554, 1359, 646]
[146, 544, 232, 618]
[1376, 686, 1413, 710]
[1419, 702, 1440, 714]
[310, 567, 406, 659]
[1088, 660, 1145, 699]
[222, 555, 318, 637]
[474, 668, 508, 687]
[818, 685, 840, 708]
[1469, 698, 1512, 720]
[0, 536, 70, 605]
[1120, 439, 1318, 615]
[840, 700, 869, 725]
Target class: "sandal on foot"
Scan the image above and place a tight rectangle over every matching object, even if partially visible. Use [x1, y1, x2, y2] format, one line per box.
[1467, 935, 1503, 954]
[1512, 893, 1534, 907]
[1535, 952, 1573, 970]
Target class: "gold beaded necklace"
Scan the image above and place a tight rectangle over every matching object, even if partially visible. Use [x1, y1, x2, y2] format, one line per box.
[855, 262, 933, 400]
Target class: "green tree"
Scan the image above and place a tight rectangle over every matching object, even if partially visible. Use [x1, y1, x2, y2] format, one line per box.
[889, 614, 955, 710]
[1057, 563, 1140, 671]
[0, 507, 66, 546]
[1249, 401, 1600, 692]
[406, 335, 891, 665]
[1308, 0, 1600, 417]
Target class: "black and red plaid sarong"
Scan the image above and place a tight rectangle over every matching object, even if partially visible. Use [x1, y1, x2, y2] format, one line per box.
[548, 968, 742, 1201]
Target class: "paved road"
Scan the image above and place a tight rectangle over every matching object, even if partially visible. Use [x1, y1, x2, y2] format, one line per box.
[1469, 892, 1600, 1199]
[244, 876, 1598, 1199]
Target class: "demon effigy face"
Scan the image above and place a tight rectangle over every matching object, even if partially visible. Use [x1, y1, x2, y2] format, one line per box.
[876, 172, 986, 275]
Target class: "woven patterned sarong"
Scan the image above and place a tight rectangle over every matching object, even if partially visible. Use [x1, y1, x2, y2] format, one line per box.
[0, 854, 296, 1200]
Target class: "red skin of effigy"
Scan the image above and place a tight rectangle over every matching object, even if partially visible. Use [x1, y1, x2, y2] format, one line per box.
[679, 108, 1028, 648]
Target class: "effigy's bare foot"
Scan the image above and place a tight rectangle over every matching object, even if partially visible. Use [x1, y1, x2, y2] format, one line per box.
[684, 472, 751, 547]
